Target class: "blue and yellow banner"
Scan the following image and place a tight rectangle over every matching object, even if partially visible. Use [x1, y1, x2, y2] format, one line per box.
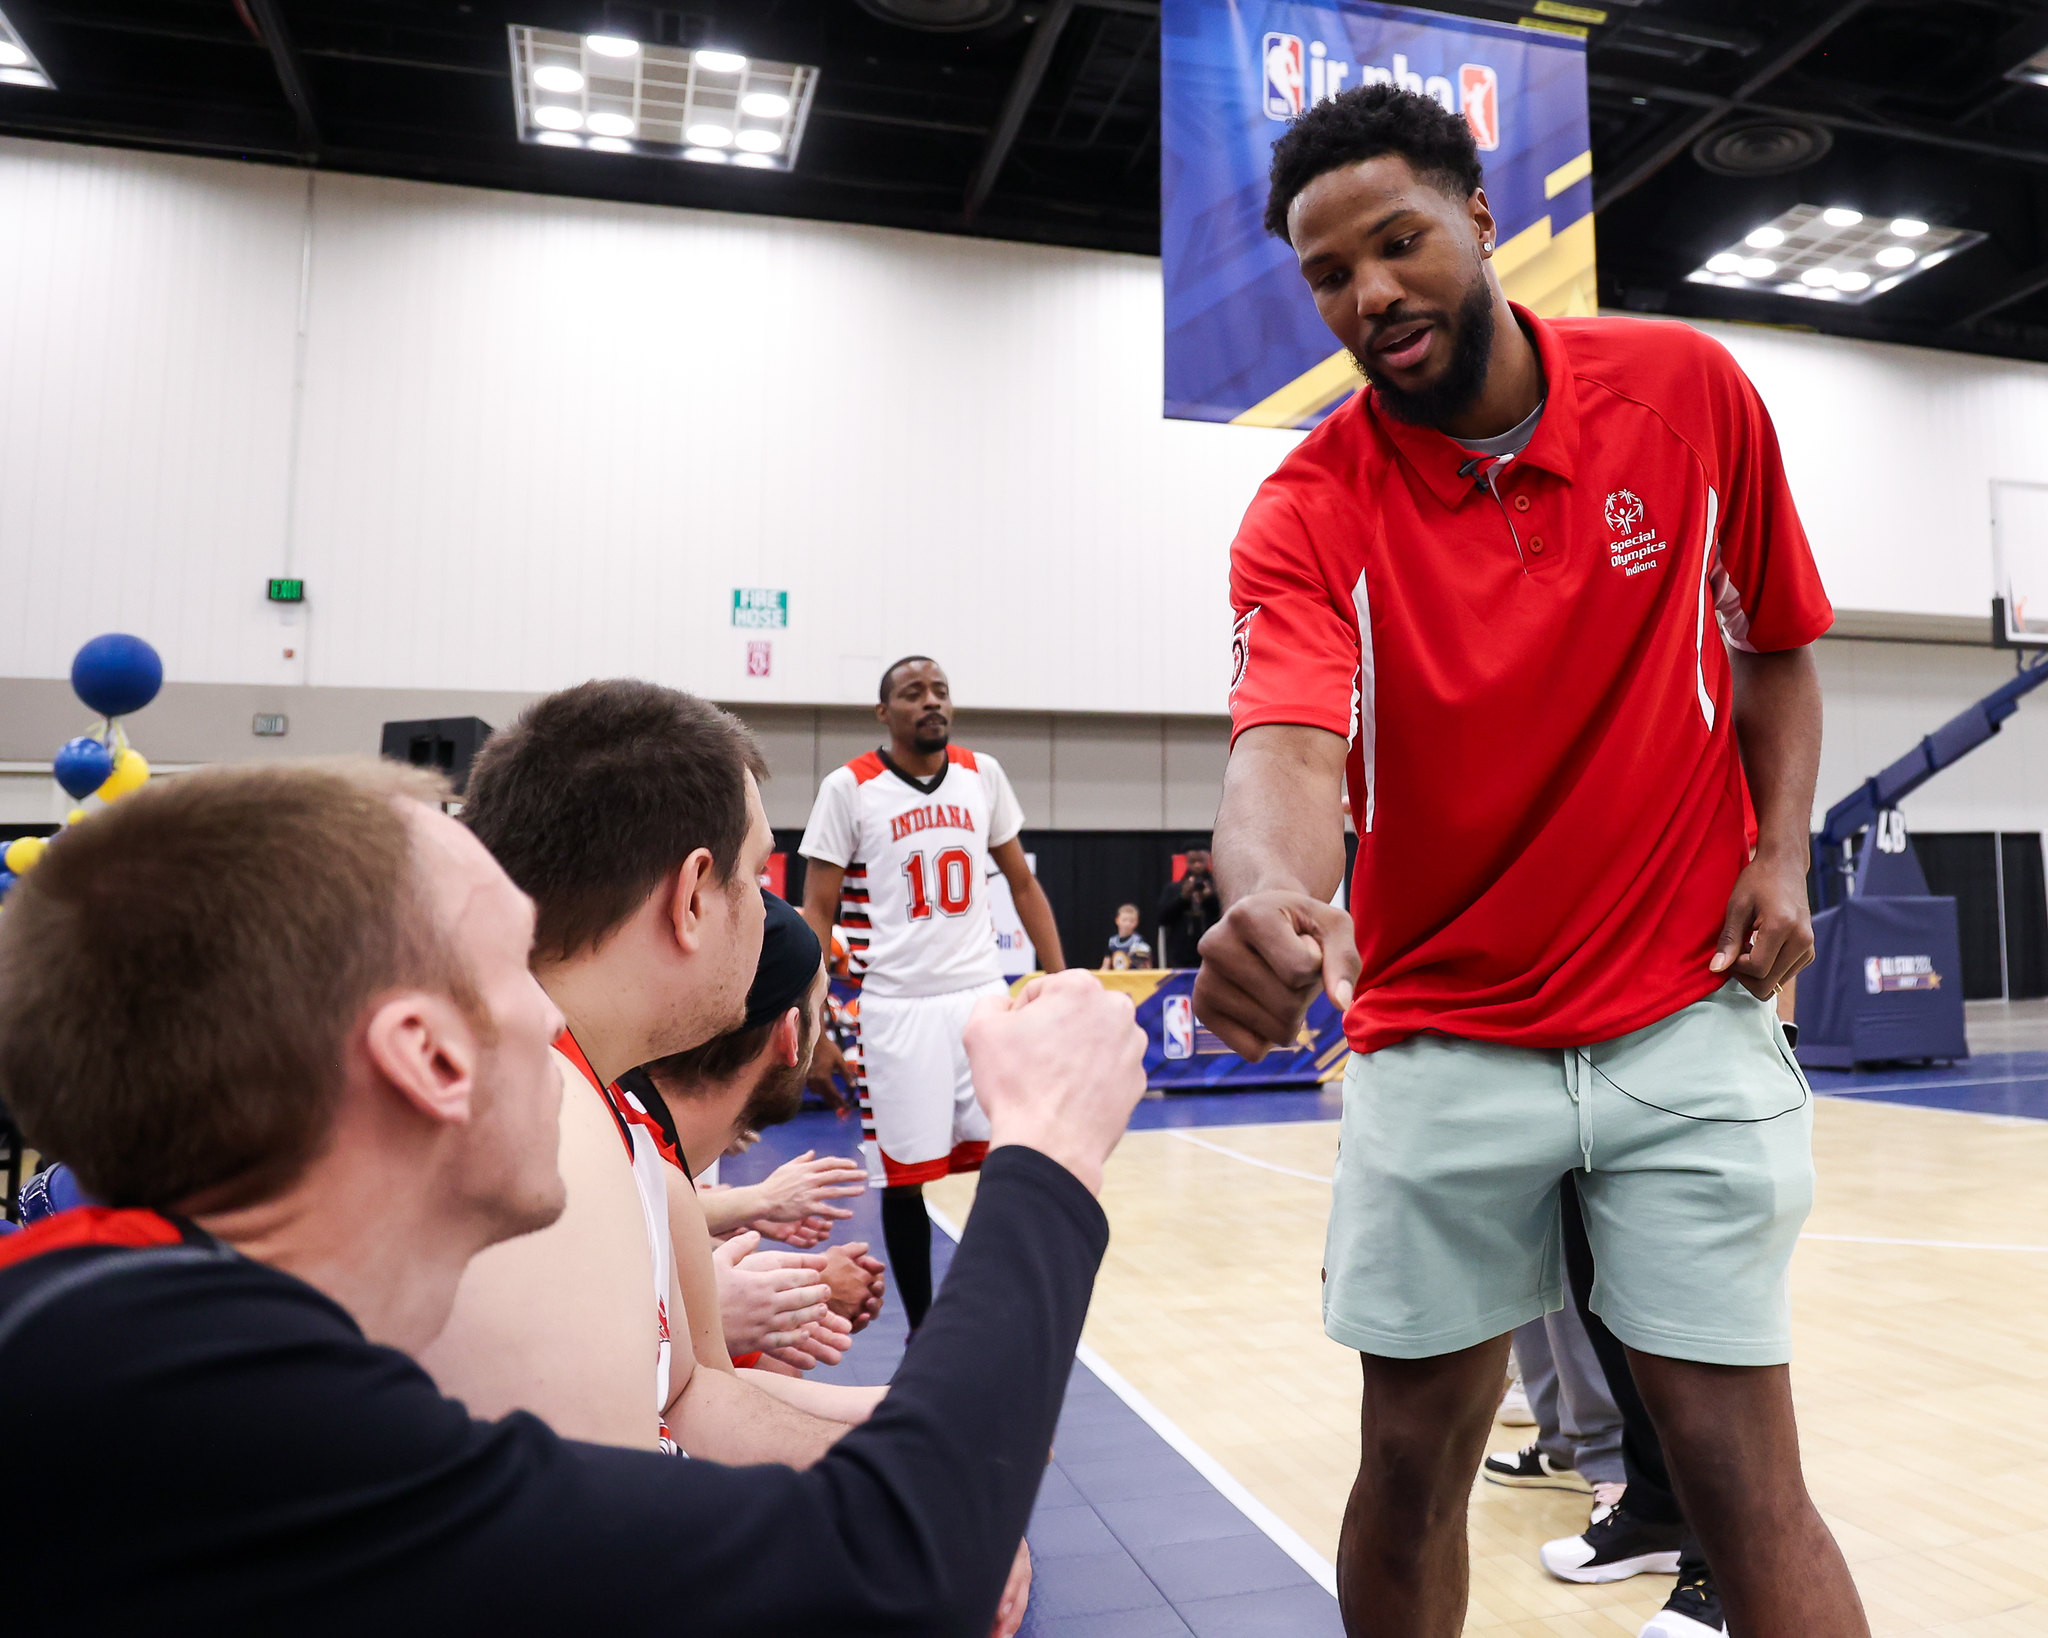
[1162, 0, 1594, 427]
[826, 970, 1348, 1097]
[1039, 969, 1348, 1091]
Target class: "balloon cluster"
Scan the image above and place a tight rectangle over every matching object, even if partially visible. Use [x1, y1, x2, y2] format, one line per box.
[0, 634, 163, 905]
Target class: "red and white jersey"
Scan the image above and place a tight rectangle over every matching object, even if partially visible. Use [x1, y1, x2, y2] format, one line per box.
[553, 1032, 677, 1454]
[799, 746, 1024, 999]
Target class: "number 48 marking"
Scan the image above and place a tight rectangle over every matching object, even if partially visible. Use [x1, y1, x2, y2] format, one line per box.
[903, 846, 974, 919]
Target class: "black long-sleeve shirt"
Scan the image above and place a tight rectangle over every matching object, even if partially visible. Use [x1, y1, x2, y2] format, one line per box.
[0, 1145, 1105, 1636]
[1156, 877, 1222, 968]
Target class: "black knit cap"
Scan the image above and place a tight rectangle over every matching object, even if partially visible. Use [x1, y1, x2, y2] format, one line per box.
[743, 890, 823, 1029]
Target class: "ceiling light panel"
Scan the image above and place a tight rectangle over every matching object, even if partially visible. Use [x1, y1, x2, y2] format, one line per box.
[1685, 203, 1982, 306]
[508, 26, 817, 172]
[2008, 44, 2048, 88]
[0, 6, 54, 90]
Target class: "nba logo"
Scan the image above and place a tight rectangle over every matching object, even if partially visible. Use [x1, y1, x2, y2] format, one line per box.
[1460, 63, 1500, 150]
[746, 640, 772, 678]
[1263, 32, 1304, 120]
[1163, 995, 1194, 1060]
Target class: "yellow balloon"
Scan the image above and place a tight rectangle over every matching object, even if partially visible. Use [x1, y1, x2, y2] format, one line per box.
[3, 836, 45, 874]
[95, 747, 150, 802]
[66, 807, 88, 826]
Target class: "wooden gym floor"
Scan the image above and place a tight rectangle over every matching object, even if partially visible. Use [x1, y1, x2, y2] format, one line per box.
[931, 1071, 2048, 1635]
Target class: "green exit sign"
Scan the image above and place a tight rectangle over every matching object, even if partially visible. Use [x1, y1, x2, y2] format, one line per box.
[731, 588, 787, 630]
[268, 578, 305, 603]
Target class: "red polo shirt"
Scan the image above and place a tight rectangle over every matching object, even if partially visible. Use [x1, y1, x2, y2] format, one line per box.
[1228, 308, 1832, 1052]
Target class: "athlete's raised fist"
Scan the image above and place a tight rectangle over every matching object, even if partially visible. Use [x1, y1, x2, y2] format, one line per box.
[1193, 890, 1358, 1061]
[965, 968, 1145, 1195]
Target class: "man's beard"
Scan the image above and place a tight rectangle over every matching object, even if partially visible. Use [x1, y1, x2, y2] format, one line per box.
[739, 1012, 817, 1134]
[1351, 275, 1496, 428]
[911, 719, 950, 754]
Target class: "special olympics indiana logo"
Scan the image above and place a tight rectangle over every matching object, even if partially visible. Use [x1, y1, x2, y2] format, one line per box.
[1604, 489, 1646, 534]
[1229, 609, 1256, 695]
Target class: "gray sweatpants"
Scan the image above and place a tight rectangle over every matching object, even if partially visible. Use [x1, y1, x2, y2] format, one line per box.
[1512, 1296, 1624, 1486]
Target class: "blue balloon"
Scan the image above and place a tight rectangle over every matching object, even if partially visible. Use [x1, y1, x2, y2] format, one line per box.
[0, 869, 15, 902]
[18, 1162, 93, 1223]
[54, 736, 116, 799]
[71, 633, 163, 719]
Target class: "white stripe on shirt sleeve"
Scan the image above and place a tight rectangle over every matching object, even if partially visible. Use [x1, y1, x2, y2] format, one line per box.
[1349, 569, 1377, 833]
[1694, 487, 1721, 731]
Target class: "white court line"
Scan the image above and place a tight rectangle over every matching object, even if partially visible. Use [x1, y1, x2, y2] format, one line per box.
[1074, 1342, 1341, 1597]
[1811, 1074, 2047, 1096]
[1165, 1129, 1335, 1182]
[1798, 1231, 2048, 1253]
[1162, 1129, 2048, 1252]
[924, 1202, 1341, 1600]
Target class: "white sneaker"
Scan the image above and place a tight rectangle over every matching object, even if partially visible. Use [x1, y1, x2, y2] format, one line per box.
[1640, 1613, 1726, 1638]
[1497, 1379, 1535, 1426]
[1538, 1496, 1684, 1582]
[1483, 1442, 1592, 1493]
[1639, 1569, 1728, 1636]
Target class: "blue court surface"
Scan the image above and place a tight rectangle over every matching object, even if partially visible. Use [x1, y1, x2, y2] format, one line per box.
[1112, 1051, 2048, 1130]
[1800, 1049, 2048, 1120]
[1128, 1051, 2048, 1130]
[721, 1108, 1344, 1637]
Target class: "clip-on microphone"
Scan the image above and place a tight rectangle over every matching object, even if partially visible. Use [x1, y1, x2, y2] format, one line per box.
[1457, 451, 1514, 493]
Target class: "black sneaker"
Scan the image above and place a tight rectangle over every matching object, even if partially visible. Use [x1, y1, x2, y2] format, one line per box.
[1639, 1568, 1728, 1636]
[1483, 1442, 1591, 1493]
[1539, 1497, 1684, 1583]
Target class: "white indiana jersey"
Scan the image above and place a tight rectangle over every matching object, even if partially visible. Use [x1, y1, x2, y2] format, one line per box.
[799, 745, 1024, 999]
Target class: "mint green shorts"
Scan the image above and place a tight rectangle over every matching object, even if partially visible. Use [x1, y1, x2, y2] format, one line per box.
[1323, 981, 1814, 1367]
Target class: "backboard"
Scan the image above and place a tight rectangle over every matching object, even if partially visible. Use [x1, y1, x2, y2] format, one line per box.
[1991, 479, 2048, 646]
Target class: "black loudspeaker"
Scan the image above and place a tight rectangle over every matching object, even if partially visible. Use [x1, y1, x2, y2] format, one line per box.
[379, 717, 494, 796]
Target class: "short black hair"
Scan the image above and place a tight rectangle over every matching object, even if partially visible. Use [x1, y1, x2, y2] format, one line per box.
[1263, 85, 1483, 242]
[462, 680, 767, 961]
[879, 655, 938, 703]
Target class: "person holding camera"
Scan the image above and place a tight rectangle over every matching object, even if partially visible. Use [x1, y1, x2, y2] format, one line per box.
[1155, 849, 1222, 969]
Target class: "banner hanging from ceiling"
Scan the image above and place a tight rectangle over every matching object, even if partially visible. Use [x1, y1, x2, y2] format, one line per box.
[1162, 0, 1594, 428]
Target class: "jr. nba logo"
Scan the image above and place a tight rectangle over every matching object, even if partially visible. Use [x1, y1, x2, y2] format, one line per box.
[1460, 63, 1500, 150]
[1163, 995, 1194, 1060]
[1263, 32, 1304, 119]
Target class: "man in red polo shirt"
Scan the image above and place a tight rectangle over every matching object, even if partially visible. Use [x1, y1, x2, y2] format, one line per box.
[1194, 87, 1865, 1637]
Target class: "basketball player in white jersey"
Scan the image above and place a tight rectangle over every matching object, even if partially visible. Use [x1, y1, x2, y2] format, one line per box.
[800, 656, 1066, 1328]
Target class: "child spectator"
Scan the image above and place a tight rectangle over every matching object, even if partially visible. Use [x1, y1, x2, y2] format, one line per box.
[1102, 904, 1154, 971]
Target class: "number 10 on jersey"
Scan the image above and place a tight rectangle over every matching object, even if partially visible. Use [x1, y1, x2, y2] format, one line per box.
[903, 846, 974, 919]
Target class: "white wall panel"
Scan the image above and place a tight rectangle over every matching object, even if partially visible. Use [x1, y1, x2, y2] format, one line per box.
[284, 169, 1299, 713]
[1050, 717, 1166, 828]
[15, 135, 2048, 725]
[1690, 316, 2048, 622]
[1813, 642, 2048, 835]
[1164, 716, 1230, 830]
[0, 139, 305, 687]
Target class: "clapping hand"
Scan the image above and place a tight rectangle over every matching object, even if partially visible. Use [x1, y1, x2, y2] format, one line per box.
[711, 1234, 835, 1354]
[749, 1213, 838, 1249]
[820, 1241, 886, 1331]
[753, 1150, 866, 1225]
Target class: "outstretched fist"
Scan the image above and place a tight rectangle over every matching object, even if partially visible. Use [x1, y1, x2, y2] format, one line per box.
[965, 969, 1146, 1195]
[1192, 890, 1357, 1061]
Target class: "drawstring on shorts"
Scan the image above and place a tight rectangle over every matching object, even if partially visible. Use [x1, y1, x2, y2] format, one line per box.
[1562, 1048, 1595, 1172]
